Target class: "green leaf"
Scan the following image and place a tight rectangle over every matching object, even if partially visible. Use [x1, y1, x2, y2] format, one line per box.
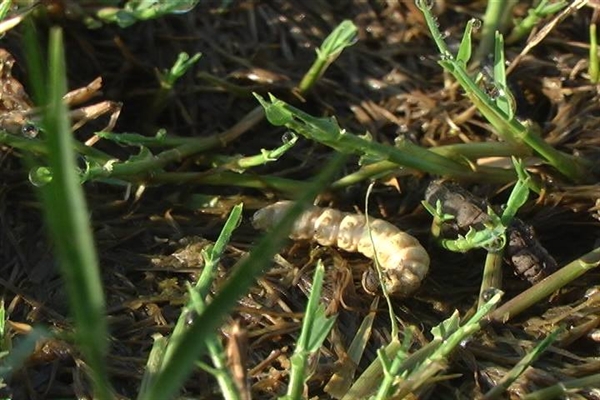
[493, 32, 516, 119]
[431, 310, 460, 340]
[456, 19, 475, 66]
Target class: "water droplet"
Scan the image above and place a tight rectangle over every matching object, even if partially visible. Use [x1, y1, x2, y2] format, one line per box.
[481, 287, 501, 301]
[184, 310, 197, 326]
[471, 19, 482, 30]
[22, 123, 39, 139]
[416, 0, 434, 10]
[29, 166, 53, 187]
[281, 131, 297, 144]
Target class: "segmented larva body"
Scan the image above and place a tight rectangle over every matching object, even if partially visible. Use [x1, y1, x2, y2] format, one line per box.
[252, 201, 430, 297]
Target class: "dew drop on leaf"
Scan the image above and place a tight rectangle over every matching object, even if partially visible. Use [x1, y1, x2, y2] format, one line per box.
[281, 131, 296, 144]
[29, 166, 53, 187]
[481, 287, 501, 302]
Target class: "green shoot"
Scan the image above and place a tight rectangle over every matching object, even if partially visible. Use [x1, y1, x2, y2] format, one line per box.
[506, 0, 568, 44]
[422, 159, 533, 309]
[25, 29, 112, 399]
[492, 32, 516, 120]
[373, 329, 414, 400]
[297, 20, 358, 94]
[347, 291, 503, 398]
[0, 0, 35, 35]
[392, 291, 503, 398]
[423, 201, 506, 253]
[140, 153, 347, 400]
[96, 0, 200, 28]
[149, 52, 201, 119]
[416, 0, 589, 183]
[499, 158, 531, 225]
[477, 158, 532, 308]
[590, 24, 599, 84]
[216, 133, 298, 172]
[324, 297, 378, 398]
[139, 204, 244, 400]
[282, 260, 337, 400]
[474, 0, 517, 63]
[138, 334, 168, 397]
[483, 327, 562, 399]
[158, 52, 202, 90]
[490, 246, 600, 323]
[255, 93, 515, 182]
[522, 373, 600, 400]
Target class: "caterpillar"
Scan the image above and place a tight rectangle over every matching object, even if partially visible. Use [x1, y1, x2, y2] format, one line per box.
[425, 180, 558, 284]
[252, 201, 430, 297]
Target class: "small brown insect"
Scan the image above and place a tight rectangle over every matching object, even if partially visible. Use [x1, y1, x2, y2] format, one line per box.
[425, 180, 557, 284]
[252, 201, 430, 297]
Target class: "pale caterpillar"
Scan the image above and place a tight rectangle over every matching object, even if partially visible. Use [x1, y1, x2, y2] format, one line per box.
[252, 201, 430, 297]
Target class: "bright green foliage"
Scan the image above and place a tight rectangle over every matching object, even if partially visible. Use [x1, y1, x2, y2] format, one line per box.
[282, 261, 337, 400]
[96, 0, 200, 28]
[415, 0, 589, 183]
[297, 20, 358, 93]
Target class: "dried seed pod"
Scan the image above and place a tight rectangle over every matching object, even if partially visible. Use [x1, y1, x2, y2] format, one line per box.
[252, 201, 430, 297]
[425, 180, 557, 284]
[505, 219, 558, 284]
[425, 180, 491, 232]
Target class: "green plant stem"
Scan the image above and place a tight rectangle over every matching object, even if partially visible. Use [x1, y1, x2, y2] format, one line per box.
[32, 29, 111, 399]
[489, 246, 600, 323]
[150, 171, 306, 195]
[506, 0, 568, 44]
[590, 24, 599, 83]
[141, 153, 347, 400]
[394, 292, 502, 398]
[297, 20, 358, 94]
[331, 142, 527, 188]
[474, 0, 517, 63]
[478, 252, 503, 310]
[257, 94, 519, 181]
[522, 373, 600, 400]
[416, 2, 590, 182]
[283, 261, 335, 400]
[343, 340, 403, 399]
[483, 328, 560, 400]
[85, 106, 264, 180]
[201, 314, 241, 400]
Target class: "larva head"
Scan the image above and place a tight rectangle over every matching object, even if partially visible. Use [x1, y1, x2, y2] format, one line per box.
[252, 201, 294, 231]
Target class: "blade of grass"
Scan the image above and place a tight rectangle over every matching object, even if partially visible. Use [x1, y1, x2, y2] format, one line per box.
[473, 0, 517, 63]
[393, 291, 503, 397]
[140, 152, 347, 400]
[506, 0, 568, 44]
[483, 327, 562, 399]
[26, 28, 112, 399]
[590, 23, 599, 83]
[255, 93, 516, 182]
[282, 260, 337, 400]
[489, 246, 600, 323]
[522, 373, 600, 400]
[324, 297, 378, 398]
[297, 20, 358, 94]
[415, 1, 590, 183]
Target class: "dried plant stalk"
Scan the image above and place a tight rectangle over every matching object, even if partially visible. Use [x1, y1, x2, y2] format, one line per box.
[252, 201, 430, 297]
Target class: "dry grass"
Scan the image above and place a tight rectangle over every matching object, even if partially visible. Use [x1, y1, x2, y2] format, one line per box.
[1, 1, 599, 398]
